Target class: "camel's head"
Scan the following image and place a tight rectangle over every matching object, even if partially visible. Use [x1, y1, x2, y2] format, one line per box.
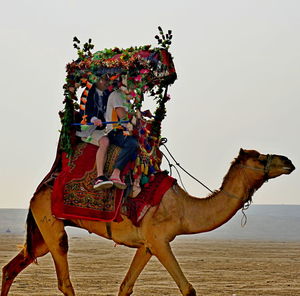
[237, 149, 295, 180]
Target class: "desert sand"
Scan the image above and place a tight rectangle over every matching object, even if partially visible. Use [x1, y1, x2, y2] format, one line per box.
[1, 234, 299, 296]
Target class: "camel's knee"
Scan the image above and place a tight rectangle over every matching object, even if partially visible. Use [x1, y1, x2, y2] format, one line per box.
[58, 231, 69, 254]
[2, 264, 14, 283]
[1, 250, 33, 296]
[1, 265, 13, 296]
[2, 251, 32, 279]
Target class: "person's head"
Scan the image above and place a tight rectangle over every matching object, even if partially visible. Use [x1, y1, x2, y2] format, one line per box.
[95, 75, 109, 91]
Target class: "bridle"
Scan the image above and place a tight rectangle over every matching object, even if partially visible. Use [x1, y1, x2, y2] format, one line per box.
[221, 154, 274, 204]
[239, 154, 273, 181]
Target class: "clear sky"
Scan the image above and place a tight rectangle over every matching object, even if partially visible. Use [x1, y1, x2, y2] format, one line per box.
[0, 0, 299, 208]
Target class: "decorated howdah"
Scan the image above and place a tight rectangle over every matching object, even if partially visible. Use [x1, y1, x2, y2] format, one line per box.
[59, 27, 177, 187]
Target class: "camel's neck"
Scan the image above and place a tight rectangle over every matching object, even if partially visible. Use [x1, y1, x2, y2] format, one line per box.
[182, 166, 259, 234]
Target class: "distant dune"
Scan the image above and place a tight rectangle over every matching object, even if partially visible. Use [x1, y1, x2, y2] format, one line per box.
[0, 205, 299, 241]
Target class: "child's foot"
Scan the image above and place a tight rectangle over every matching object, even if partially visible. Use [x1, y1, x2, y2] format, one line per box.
[131, 184, 141, 198]
[93, 176, 113, 190]
[110, 178, 127, 190]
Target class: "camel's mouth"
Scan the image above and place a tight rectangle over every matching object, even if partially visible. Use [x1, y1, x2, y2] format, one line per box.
[282, 165, 295, 173]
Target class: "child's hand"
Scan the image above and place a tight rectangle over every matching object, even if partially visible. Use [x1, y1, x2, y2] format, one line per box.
[91, 117, 102, 126]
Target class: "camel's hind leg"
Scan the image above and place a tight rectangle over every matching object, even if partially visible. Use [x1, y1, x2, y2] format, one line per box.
[30, 188, 75, 296]
[118, 246, 152, 296]
[1, 211, 49, 296]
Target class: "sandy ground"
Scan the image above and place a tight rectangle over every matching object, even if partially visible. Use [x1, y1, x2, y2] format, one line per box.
[1, 235, 299, 296]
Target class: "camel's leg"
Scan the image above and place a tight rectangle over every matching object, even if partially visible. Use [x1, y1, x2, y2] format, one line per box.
[151, 241, 196, 296]
[118, 246, 152, 296]
[1, 219, 49, 296]
[30, 190, 75, 296]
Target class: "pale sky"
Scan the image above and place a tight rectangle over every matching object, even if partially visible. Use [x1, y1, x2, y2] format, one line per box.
[0, 0, 299, 208]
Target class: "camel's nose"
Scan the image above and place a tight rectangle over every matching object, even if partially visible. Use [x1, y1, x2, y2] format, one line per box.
[284, 158, 295, 173]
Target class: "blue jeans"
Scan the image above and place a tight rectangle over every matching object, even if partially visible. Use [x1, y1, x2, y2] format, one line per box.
[108, 130, 138, 170]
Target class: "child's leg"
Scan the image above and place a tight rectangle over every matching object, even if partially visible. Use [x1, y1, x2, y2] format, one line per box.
[96, 136, 109, 177]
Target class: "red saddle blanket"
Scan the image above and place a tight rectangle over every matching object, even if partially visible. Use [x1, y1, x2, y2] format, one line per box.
[51, 142, 176, 224]
[123, 171, 176, 225]
[52, 143, 124, 221]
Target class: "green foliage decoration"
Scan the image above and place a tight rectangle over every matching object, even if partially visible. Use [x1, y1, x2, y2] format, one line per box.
[60, 27, 177, 157]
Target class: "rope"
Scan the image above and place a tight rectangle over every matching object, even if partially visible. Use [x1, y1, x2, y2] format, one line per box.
[160, 150, 173, 176]
[241, 200, 252, 227]
[160, 138, 254, 227]
[160, 150, 188, 192]
[160, 138, 213, 193]
[171, 163, 188, 192]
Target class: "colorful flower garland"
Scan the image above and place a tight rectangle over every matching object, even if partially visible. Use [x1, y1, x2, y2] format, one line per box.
[60, 27, 176, 183]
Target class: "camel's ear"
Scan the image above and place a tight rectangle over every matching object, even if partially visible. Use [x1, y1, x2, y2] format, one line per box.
[239, 148, 245, 155]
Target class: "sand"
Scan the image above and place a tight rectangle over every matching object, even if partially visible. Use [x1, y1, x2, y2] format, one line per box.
[1, 235, 299, 296]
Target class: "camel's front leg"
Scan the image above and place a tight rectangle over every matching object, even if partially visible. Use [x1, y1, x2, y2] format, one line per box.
[118, 246, 152, 296]
[150, 241, 196, 296]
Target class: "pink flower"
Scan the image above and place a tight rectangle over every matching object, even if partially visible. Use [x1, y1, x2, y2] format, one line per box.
[140, 69, 150, 74]
[134, 75, 142, 82]
[130, 91, 136, 97]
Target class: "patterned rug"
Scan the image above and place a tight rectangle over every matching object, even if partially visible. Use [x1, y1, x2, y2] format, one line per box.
[123, 171, 176, 226]
[51, 142, 124, 221]
[51, 142, 176, 224]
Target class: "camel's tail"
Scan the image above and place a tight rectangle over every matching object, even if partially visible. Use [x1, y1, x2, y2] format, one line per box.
[25, 209, 44, 261]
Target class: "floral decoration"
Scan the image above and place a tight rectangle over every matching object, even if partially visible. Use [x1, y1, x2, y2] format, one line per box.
[60, 27, 177, 184]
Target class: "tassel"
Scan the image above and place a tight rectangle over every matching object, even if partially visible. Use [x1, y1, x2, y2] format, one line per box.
[141, 175, 149, 185]
[149, 166, 155, 174]
[86, 81, 93, 89]
[144, 165, 149, 175]
[135, 157, 140, 166]
[80, 116, 87, 125]
[81, 97, 87, 104]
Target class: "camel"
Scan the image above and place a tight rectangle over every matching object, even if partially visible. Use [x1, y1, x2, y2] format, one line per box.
[1, 148, 295, 296]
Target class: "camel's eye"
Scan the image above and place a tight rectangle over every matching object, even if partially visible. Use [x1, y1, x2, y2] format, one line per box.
[258, 156, 267, 165]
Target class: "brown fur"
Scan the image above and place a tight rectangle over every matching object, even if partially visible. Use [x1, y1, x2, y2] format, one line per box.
[1, 149, 294, 296]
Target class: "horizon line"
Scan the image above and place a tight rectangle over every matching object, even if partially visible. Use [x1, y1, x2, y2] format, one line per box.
[1, 204, 300, 210]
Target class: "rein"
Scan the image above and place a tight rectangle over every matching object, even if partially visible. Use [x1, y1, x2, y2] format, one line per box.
[160, 138, 214, 193]
[160, 140, 274, 226]
[161, 139, 273, 197]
